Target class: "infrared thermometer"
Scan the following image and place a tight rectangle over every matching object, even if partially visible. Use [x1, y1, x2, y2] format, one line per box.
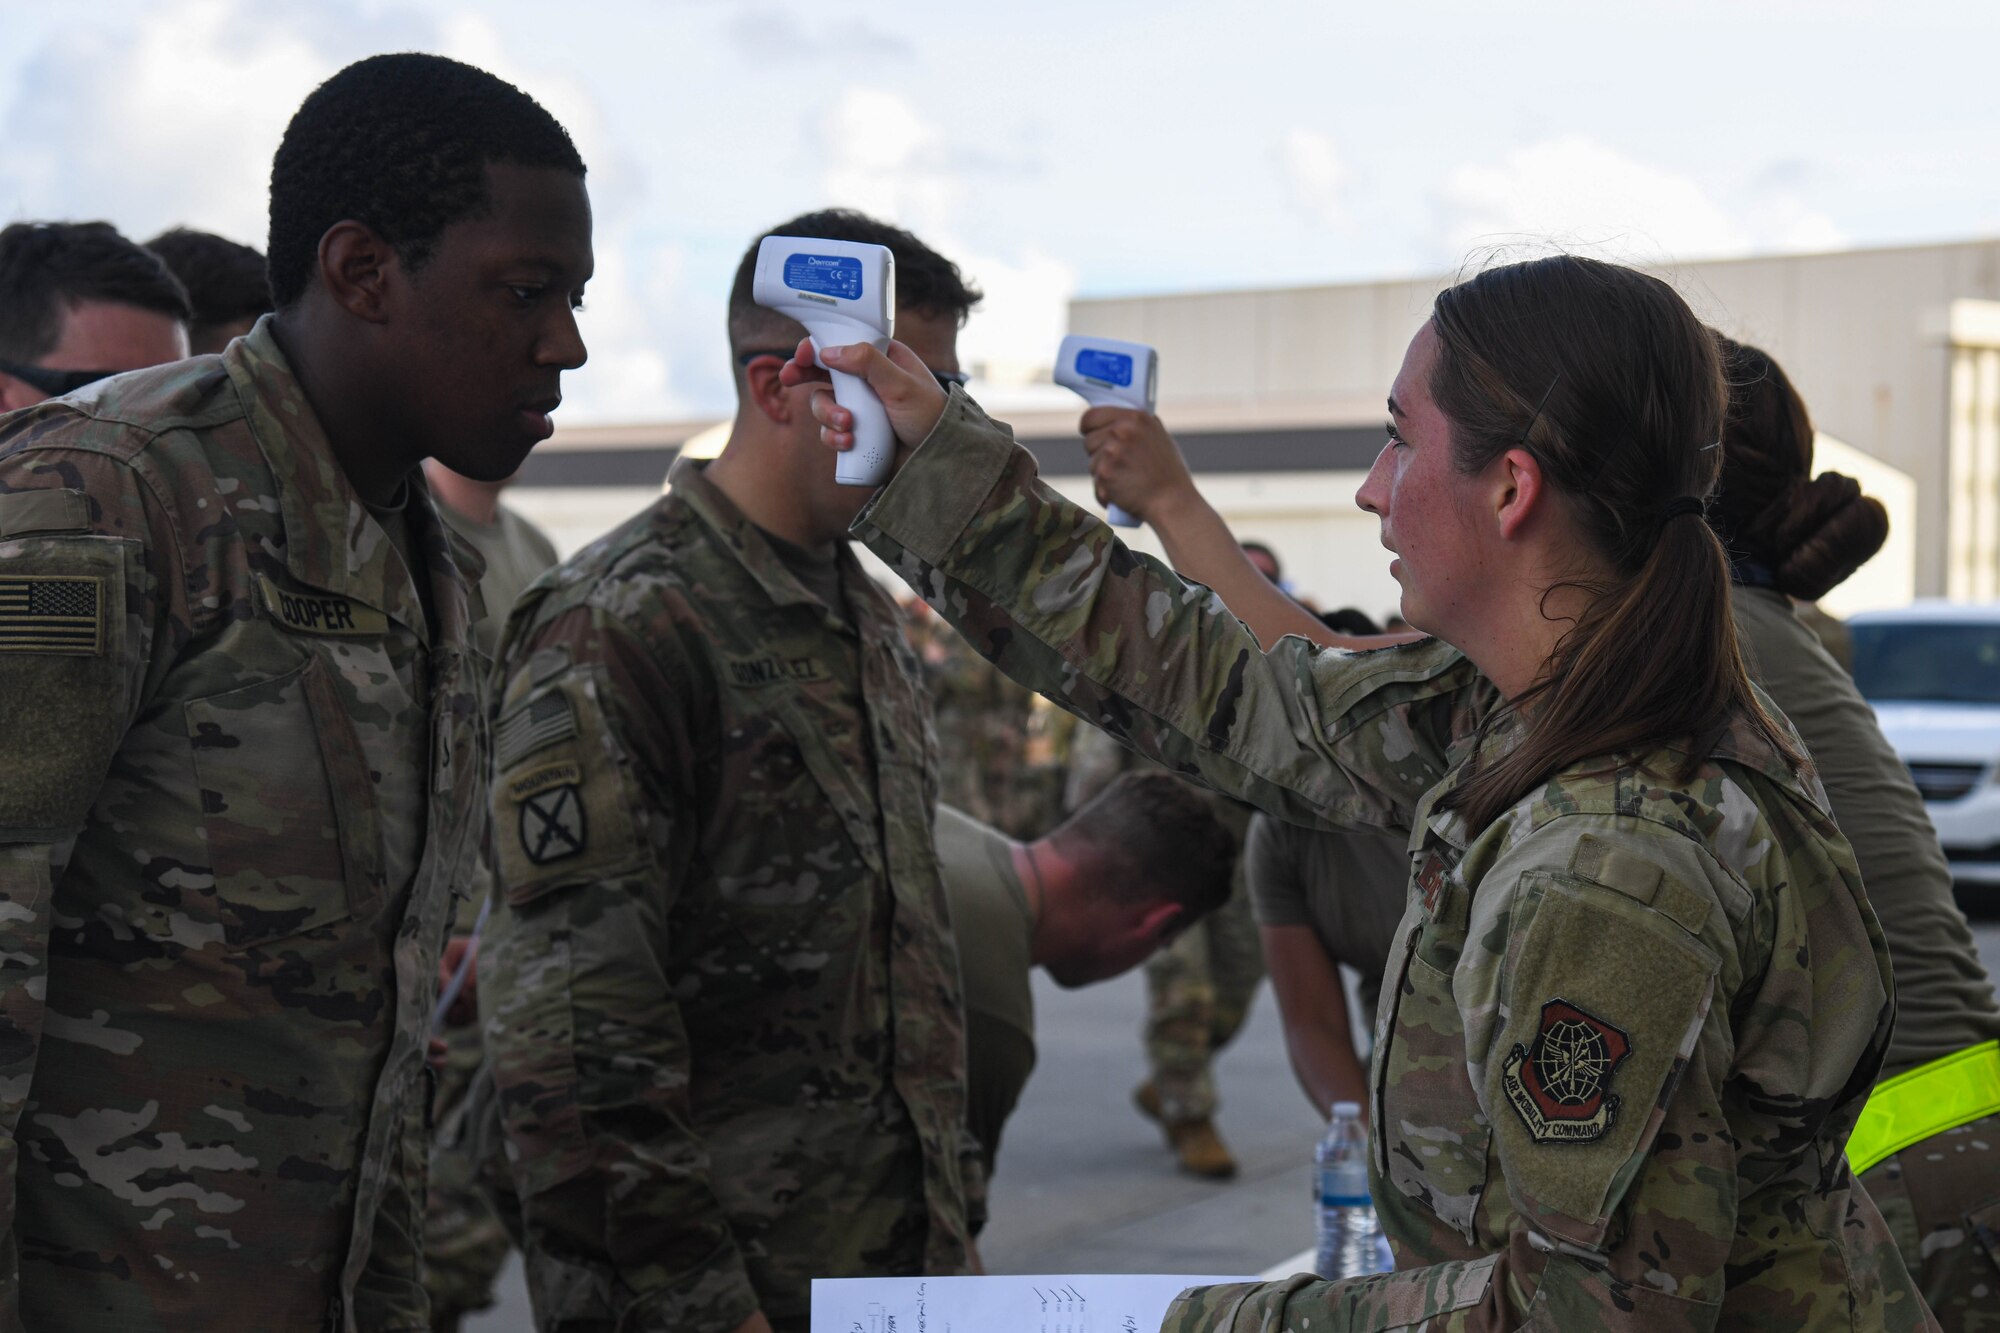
[752, 235, 897, 486]
[1055, 334, 1159, 527]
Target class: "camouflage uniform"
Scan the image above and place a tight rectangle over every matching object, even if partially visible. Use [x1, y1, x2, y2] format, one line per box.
[423, 499, 560, 1330]
[0, 319, 483, 1331]
[850, 390, 1937, 1330]
[1065, 724, 1262, 1125]
[910, 606, 1069, 839]
[1734, 585, 2000, 1331]
[479, 457, 975, 1333]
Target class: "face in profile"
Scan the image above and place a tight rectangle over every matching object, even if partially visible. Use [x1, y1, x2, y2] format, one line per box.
[392, 162, 594, 482]
[1356, 321, 1490, 639]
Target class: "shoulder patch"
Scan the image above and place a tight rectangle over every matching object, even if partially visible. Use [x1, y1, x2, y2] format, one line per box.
[256, 574, 388, 637]
[0, 574, 104, 655]
[495, 690, 578, 770]
[1501, 998, 1633, 1144]
[0, 487, 89, 537]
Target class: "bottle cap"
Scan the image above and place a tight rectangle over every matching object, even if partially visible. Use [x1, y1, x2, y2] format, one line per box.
[1330, 1100, 1361, 1117]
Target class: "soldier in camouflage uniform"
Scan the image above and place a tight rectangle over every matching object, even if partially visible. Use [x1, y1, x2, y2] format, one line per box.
[0, 56, 589, 1331]
[787, 253, 1937, 1327]
[478, 210, 982, 1333]
[1064, 723, 1262, 1178]
[419, 460, 562, 1332]
[908, 600, 1070, 840]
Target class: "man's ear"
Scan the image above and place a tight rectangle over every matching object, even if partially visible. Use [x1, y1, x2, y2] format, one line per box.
[1135, 901, 1185, 947]
[1493, 446, 1548, 541]
[742, 355, 793, 426]
[315, 221, 399, 325]
[0, 372, 42, 412]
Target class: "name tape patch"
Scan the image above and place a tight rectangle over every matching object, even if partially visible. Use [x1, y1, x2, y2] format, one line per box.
[257, 575, 388, 637]
[0, 574, 104, 655]
[726, 654, 826, 688]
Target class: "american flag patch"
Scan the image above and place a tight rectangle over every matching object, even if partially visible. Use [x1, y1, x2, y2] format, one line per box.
[0, 575, 104, 655]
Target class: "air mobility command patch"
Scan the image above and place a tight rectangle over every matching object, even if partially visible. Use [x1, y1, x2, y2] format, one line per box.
[1502, 999, 1632, 1144]
[510, 761, 587, 864]
[0, 574, 103, 654]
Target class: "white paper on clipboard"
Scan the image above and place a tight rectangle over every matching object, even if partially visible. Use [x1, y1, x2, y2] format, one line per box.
[809, 1273, 1252, 1333]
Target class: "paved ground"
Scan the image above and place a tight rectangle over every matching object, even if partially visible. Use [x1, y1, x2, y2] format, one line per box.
[471, 902, 2000, 1329]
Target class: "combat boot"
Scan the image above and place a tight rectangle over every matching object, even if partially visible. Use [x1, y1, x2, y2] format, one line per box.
[1134, 1080, 1238, 1179]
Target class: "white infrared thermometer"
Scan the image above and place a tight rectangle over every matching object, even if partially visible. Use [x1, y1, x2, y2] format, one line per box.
[1055, 334, 1158, 527]
[752, 235, 897, 486]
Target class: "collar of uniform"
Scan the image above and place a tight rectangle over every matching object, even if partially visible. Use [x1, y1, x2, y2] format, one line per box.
[1408, 707, 1523, 854]
[666, 454, 847, 617]
[409, 470, 488, 653]
[224, 316, 441, 642]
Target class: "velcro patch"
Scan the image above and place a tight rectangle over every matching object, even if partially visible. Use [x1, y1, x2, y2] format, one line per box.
[495, 691, 578, 770]
[507, 760, 582, 803]
[0, 574, 103, 655]
[725, 654, 826, 687]
[0, 487, 88, 537]
[256, 574, 389, 637]
[1501, 998, 1632, 1144]
[517, 781, 586, 865]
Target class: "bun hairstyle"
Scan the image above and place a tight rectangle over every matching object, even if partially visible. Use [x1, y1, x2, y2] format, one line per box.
[1428, 256, 1802, 829]
[1711, 337, 1888, 600]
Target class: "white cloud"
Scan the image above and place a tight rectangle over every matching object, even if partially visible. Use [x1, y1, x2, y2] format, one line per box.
[1431, 134, 1850, 266]
[1436, 135, 1747, 264]
[0, 0, 327, 244]
[813, 86, 1075, 387]
[1281, 128, 1345, 229]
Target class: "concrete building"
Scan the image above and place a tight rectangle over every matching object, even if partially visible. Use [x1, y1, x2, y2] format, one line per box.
[511, 237, 2000, 616]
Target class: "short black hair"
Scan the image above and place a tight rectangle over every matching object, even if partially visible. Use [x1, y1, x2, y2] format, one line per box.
[1240, 540, 1282, 582]
[1319, 607, 1381, 636]
[0, 221, 190, 363]
[728, 207, 982, 356]
[146, 228, 272, 352]
[267, 53, 585, 308]
[1054, 771, 1236, 924]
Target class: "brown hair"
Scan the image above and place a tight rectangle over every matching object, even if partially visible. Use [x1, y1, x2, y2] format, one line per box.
[1053, 772, 1235, 924]
[1711, 336, 1888, 600]
[1428, 256, 1802, 829]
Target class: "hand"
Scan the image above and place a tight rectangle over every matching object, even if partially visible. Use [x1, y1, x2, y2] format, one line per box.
[779, 336, 950, 475]
[966, 1241, 986, 1276]
[730, 1313, 775, 1333]
[1080, 407, 1197, 525]
[436, 934, 478, 1028]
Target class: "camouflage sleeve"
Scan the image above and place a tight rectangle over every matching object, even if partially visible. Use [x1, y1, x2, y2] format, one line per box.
[1167, 818, 1744, 1331]
[853, 392, 1488, 838]
[0, 440, 177, 1327]
[480, 602, 762, 1333]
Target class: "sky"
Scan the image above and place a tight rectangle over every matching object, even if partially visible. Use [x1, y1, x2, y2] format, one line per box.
[3, 0, 1997, 424]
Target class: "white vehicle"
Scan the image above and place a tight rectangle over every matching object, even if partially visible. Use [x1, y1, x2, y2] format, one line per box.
[1848, 601, 2000, 888]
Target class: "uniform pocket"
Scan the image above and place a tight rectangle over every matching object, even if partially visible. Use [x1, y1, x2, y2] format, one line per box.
[1379, 945, 1493, 1245]
[185, 652, 378, 947]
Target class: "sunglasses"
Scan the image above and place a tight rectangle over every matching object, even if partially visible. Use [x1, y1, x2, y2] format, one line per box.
[735, 348, 970, 392]
[0, 358, 121, 398]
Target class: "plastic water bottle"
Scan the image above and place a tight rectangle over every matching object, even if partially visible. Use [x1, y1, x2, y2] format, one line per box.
[1314, 1101, 1392, 1278]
